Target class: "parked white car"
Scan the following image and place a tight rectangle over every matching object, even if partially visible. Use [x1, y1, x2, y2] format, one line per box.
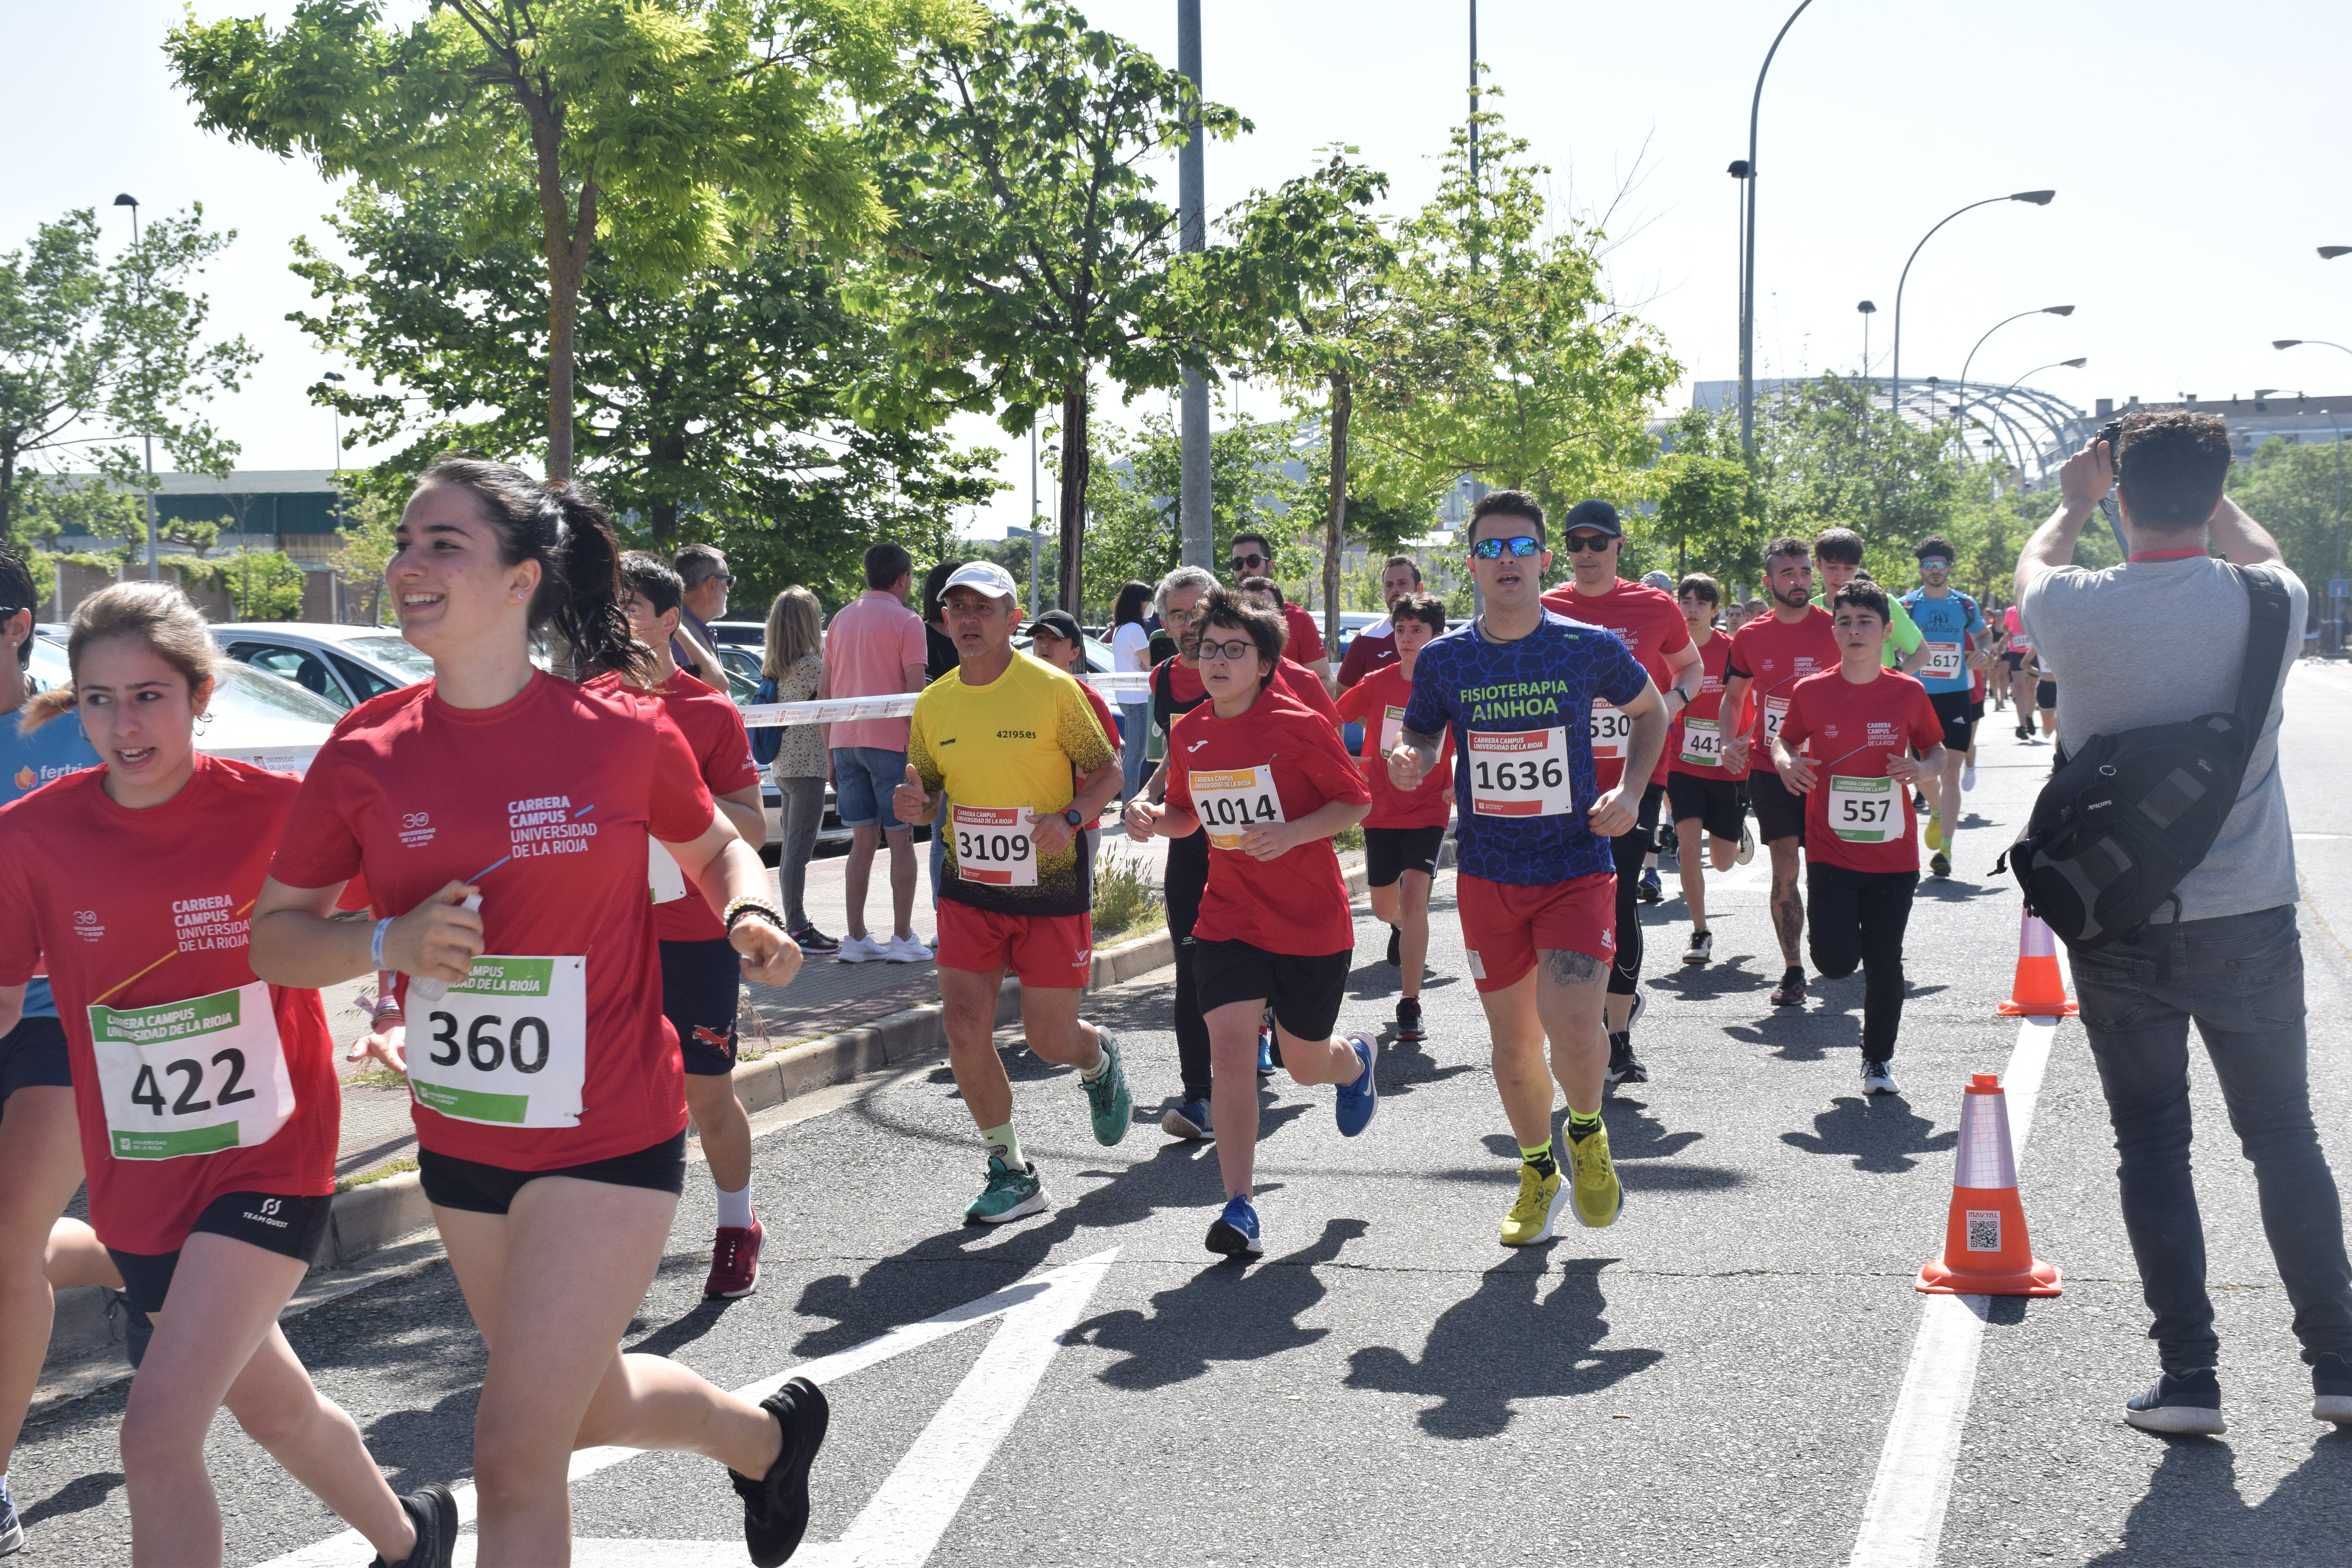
[211, 621, 437, 712]
[29, 633, 341, 775]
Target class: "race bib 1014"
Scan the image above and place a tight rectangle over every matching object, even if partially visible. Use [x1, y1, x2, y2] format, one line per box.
[1190, 766, 1285, 851]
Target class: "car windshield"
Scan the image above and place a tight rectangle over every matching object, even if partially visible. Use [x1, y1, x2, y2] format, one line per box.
[339, 634, 438, 683]
[212, 659, 347, 724]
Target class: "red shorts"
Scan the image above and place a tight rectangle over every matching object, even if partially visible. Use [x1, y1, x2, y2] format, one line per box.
[936, 901, 1094, 989]
[1455, 871, 1616, 993]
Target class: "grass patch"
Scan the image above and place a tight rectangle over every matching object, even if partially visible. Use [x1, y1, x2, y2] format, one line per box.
[336, 1157, 417, 1193]
[1092, 848, 1167, 940]
[344, 1066, 410, 1091]
[1332, 824, 1366, 854]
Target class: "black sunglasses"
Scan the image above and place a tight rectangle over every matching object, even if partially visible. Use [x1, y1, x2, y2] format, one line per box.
[1563, 533, 1617, 554]
[1228, 552, 1268, 569]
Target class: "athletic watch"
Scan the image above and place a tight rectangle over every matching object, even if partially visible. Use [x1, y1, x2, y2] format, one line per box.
[1061, 807, 1086, 828]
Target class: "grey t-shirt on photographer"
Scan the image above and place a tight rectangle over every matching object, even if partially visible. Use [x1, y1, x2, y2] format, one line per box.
[2020, 555, 2306, 923]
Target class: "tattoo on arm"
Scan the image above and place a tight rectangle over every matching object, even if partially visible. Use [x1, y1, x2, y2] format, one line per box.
[1541, 947, 1604, 985]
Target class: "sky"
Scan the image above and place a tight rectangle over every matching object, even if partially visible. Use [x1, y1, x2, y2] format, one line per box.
[8, 0, 2350, 538]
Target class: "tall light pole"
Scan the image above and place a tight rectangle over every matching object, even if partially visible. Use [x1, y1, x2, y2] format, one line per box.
[1468, 0, 1480, 264]
[1175, 0, 1209, 572]
[113, 192, 158, 582]
[1956, 359, 2085, 467]
[1956, 305, 2075, 421]
[1028, 422, 1041, 617]
[322, 370, 346, 472]
[1890, 190, 2055, 430]
[1734, 0, 1815, 457]
[1856, 299, 1876, 380]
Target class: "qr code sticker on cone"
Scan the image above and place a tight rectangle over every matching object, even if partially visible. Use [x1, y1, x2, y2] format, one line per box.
[1967, 1210, 2002, 1252]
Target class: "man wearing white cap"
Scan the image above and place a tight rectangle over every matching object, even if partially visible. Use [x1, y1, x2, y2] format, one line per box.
[893, 563, 1135, 1224]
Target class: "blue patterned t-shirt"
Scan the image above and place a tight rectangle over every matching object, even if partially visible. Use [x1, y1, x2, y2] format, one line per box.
[1898, 588, 1985, 695]
[3, 699, 101, 1019]
[1400, 611, 1650, 885]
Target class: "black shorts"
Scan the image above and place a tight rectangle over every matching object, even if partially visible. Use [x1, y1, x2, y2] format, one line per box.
[1667, 773, 1747, 844]
[1192, 940, 1350, 1042]
[659, 937, 741, 1076]
[2036, 679, 2056, 710]
[419, 1129, 690, 1216]
[1749, 769, 1807, 845]
[1929, 690, 1976, 751]
[1365, 824, 1445, 888]
[0, 1014, 72, 1103]
[106, 1191, 336, 1314]
[2000, 650, 2026, 671]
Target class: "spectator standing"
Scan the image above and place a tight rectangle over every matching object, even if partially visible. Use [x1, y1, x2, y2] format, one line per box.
[2016, 411, 2352, 1436]
[1111, 581, 1154, 801]
[821, 544, 931, 964]
[670, 542, 733, 690]
[1335, 555, 1426, 690]
[760, 586, 837, 953]
[1229, 531, 1329, 687]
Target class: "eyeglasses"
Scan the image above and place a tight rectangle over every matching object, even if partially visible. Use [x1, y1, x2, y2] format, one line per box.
[1161, 606, 1198, 623]
[698, 573, 735, 586]
[1228, 552, 1268, 571]
[1469, 536, 1544, 559]
[1918, 558, 1951, 571]
[1563, 534, 1616, 554]
[1196, 638, 1260, 662]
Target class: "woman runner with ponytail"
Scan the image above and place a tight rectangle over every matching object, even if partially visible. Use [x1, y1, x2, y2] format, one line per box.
[0, 583, 455, 1568]
[249, 459, 822, 1567]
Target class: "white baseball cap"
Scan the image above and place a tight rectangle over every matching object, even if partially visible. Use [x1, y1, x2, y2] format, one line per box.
[942, 561, 1019, 601]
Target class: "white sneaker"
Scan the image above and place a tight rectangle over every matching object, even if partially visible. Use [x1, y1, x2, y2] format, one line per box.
[882, 933, 933, 964]
[1962, 762, 1977, 792]
[1737, 822, 1755, 865]
[1861, 1058, 1900, 1096]
[835, 933, 888, 964]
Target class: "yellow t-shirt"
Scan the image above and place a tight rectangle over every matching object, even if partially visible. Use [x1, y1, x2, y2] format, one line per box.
[908, 651, 1116, 916]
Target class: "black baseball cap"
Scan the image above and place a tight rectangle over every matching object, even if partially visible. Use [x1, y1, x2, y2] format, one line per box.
[1562, 499, 1622, 538]
[1025, 610, 1084, 643]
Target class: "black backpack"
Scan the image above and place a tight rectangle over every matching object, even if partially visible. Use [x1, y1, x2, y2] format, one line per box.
[1995, 564, 2294, 950]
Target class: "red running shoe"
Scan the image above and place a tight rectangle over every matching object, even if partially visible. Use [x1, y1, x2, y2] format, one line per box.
[704, 1217, 765, 1299]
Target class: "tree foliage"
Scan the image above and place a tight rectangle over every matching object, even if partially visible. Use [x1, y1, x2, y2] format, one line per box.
[2227, 435, 2347, 601]
[169, 0, 962, 477]
[1074, 410, 1309, 613]
[856, 0, 1245, 611]
[0, 207, 254, 539]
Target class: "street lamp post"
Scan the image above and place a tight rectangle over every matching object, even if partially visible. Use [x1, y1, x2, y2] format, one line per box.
[1956, 360, 2086, 468]
[1735, 0, 1816, 457]
[1956, 305, 2075, 421]
[322, 371, 346, 473]
[1890, 191, 2056, 431]
[113, 192, 158, 583]
[1175, 0, 1209, 572]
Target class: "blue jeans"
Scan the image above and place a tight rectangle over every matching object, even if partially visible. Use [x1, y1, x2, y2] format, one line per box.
[2071, 903, 2352, 1372]
[1119, 702, 1149, 800]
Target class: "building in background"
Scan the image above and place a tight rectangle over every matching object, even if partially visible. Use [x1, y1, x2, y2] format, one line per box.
[31, 468, 350, 623]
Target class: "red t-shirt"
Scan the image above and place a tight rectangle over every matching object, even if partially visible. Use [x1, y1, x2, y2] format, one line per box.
[1539, 578, 1690, 789]
[1668, 630, 1751, 782]
[270, 673, 717, 1170]
[1723, 607, 1840, 776]
[1161, 656, 1336, 729]
[1165, 687, 1370, 956]
[1776, 668, 1945, 875]
[1336, 626, 1397, 690]
[590, 671, 761, 944]
[1281, 601, 1327, 665]
[1333, 662, 1453, 828]
[0, 757, 339, 1254]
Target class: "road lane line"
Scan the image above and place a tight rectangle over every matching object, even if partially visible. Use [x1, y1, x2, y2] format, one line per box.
[255, 1250, 1119, 1568]
[1847, 1017, 2056, 1568]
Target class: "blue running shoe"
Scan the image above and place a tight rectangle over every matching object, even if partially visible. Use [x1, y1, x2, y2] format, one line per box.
[1207, 1196, 1263, 1256]
[0, 1473, 21, 1555]
[1161, 1096, 1213, 1140]
[1334, 1032, 1379, 1137]
[1257, 1027, 1274, 1077]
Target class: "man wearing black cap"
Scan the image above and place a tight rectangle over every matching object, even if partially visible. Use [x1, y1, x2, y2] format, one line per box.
[1539, 499, 1702, 1085]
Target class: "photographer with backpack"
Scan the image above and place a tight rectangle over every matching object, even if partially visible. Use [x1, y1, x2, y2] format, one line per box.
[2014, 410, 2352, 1437]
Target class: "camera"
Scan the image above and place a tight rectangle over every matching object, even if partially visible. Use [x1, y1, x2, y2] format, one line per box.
[2097, 419, 2125, 483]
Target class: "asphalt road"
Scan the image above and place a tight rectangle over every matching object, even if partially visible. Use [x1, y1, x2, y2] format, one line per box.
[13, 668, 2352, 1566]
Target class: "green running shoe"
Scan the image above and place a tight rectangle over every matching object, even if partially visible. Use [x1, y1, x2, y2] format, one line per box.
[1570, 1121, 1624, 1229]
[1081, 1027, 1133, 1146]
[964, 1154, 1047, 1225]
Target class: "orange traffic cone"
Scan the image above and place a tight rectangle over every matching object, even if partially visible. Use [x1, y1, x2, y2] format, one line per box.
[1916, 1072, 2062, 1297]
[1996, 908, 2078, 1017]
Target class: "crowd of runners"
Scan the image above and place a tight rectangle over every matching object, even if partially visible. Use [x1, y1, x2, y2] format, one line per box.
[0, 457, 2103, 1565]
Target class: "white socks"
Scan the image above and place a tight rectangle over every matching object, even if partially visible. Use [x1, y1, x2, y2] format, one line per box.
[715, 1183, 754, 1231]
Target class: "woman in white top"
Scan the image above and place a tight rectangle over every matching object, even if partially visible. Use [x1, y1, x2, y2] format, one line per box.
[1110, 580, 1154, 802]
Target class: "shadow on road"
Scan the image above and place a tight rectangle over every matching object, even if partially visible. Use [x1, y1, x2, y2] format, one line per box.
[1780, 1094, 1958, 1174]
[1345, 1258, 1662, 1438]
[2084, 1431, 2352, 1566]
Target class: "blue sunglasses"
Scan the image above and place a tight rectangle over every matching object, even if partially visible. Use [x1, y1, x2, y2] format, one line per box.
[1469, 536, 1544, 559]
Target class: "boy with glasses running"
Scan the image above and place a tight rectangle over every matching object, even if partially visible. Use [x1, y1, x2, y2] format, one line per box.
[1392, 491, 1668, 1247]
[1898, 536, 1989, 878]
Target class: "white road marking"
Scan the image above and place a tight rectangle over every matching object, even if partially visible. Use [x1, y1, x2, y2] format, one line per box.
[255, 1249, 1118, 1568]
[1847, 1017, 2057, 1568]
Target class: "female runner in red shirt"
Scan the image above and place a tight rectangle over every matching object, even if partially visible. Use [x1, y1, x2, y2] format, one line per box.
[0, 584, 455, 1568]
[249, 459, 819, 1568]
[1129, 587, 1377, 1258]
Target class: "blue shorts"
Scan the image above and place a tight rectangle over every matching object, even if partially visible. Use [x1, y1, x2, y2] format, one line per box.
[831, 746, 912, 832]
[0, 1015, 73, 1105]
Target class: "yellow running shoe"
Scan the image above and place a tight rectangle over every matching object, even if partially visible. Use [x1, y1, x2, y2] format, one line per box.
[1570, 1123, 1624, 1228]
[1500, 1162, 1567, 1246]
[1924, 815, 1944, 851]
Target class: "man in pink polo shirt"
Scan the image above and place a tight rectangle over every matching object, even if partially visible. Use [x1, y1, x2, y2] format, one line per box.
[822, 543, 933, 963]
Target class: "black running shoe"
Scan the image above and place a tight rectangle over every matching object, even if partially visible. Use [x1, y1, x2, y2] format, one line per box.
[368, 1483, 458, 1568]
[790, 925, 841, 954]
[1396, 996, 1425, 1041]
[735, 1377, 830, 1568]
[1770, 967, 1806, 1007]
[1385, 924, 1401, 967]
[1605, 1031, 1648, 1085]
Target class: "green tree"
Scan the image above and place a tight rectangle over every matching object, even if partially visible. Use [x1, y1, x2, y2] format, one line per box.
[1752, 373, 1968, 567]
[1350, 100, 1679, 521]
[2227, 435, 2345, 597]
[1074, 409, 1308, 615]
[287, 175, 996, 606]
[1650, 408, 1761, 581]
[169, 0, 961, 479]
[0, 207, 255, 538]
[215, 549, 307, 621]
[855, 0, 1245, 613]
[328, 478, 403, 625]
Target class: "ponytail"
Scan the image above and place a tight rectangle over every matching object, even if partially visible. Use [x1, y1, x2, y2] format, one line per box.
[415, 458, 654, 684]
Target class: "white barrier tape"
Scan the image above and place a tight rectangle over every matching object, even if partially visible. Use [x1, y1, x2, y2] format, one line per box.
[739, 672, 1152, 730]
